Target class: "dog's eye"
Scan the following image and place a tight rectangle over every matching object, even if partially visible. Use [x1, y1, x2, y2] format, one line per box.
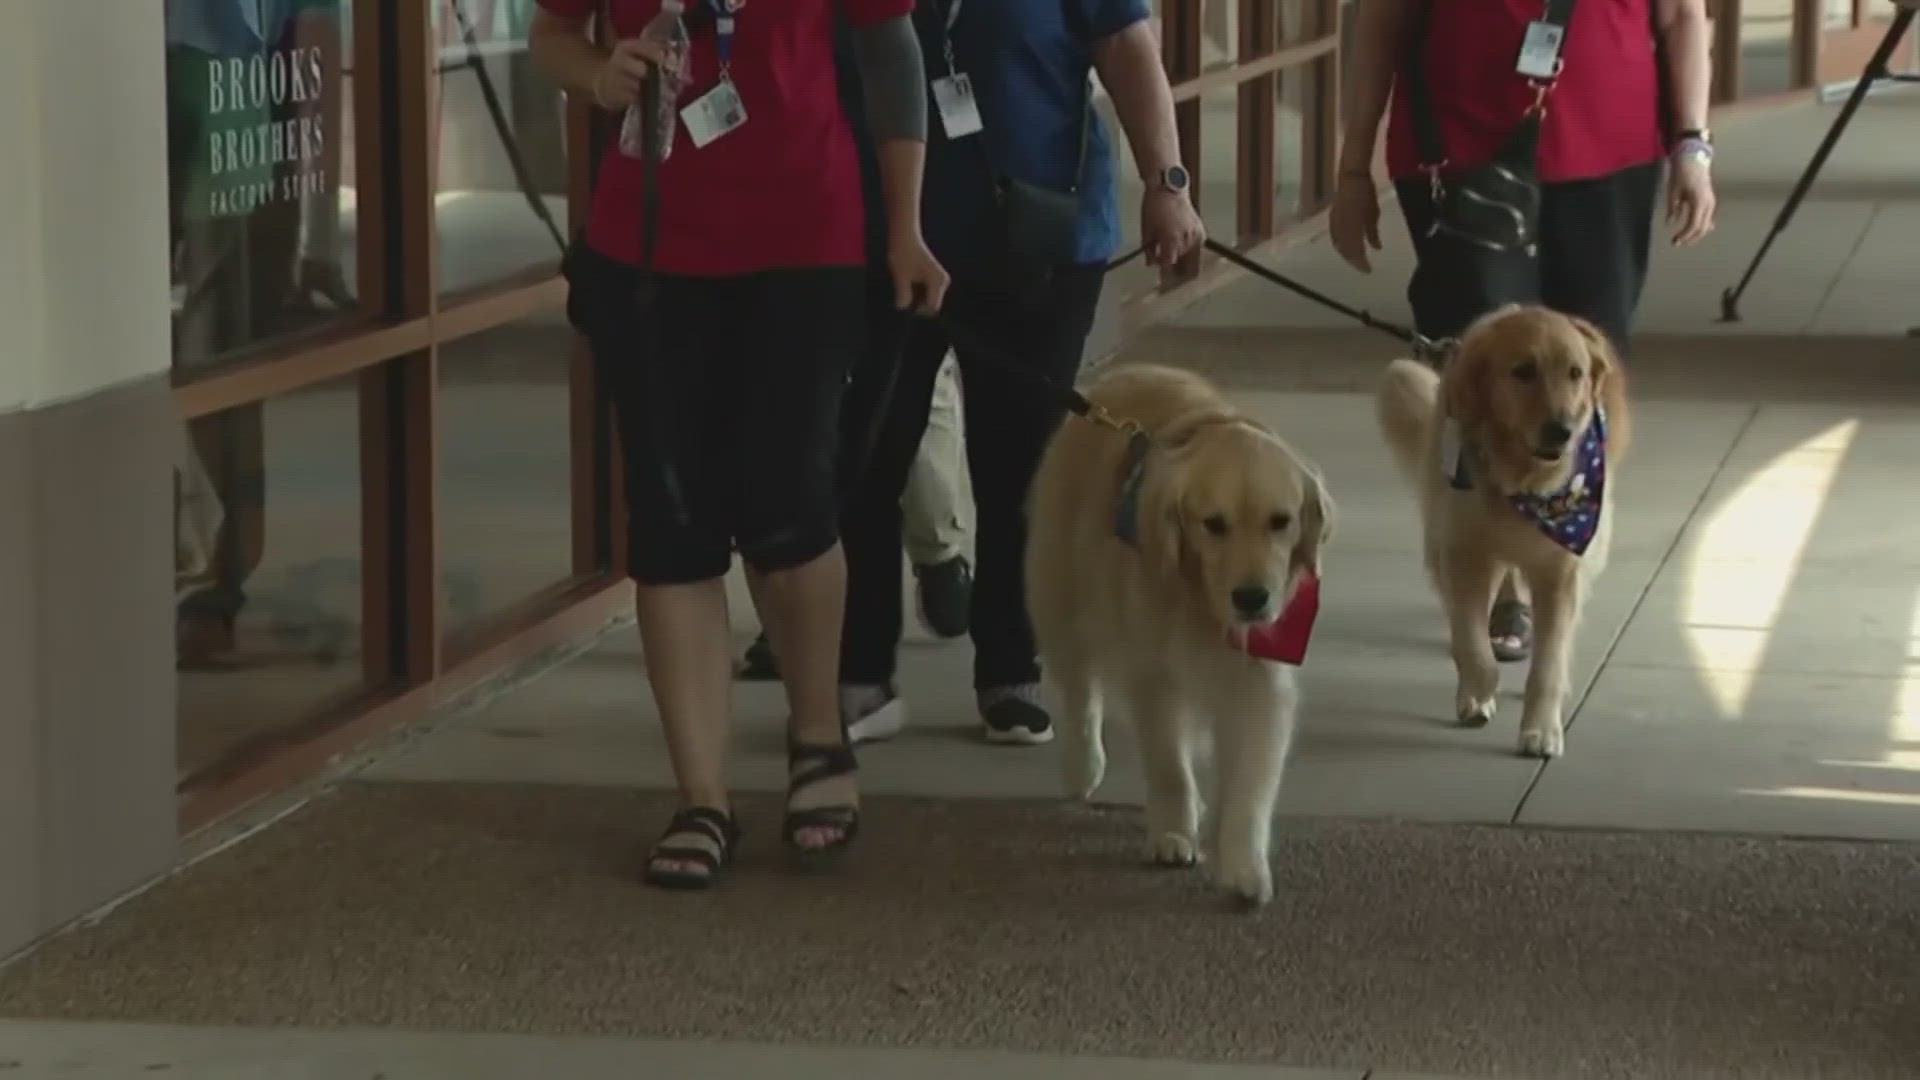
[1268, 513, 1292, 533]
[1568, 365, 1585, 382]
[1202, 515, 1230, 537]
[1512, 362, 1539, 382]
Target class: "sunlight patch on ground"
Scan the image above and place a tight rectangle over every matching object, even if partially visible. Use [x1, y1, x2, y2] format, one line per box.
[1681, 420, 1858, 717]
[1739, 786, 1920, 807]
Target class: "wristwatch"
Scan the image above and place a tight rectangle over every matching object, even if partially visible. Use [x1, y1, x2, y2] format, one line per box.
[1671, 127, 1713, 166]
[1150, 163, 1191, 197]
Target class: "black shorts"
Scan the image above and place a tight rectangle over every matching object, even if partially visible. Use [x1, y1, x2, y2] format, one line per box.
[575, 248, 865, 585]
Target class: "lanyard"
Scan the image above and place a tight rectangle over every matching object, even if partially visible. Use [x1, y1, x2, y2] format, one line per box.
[695, 0, 739, 81]
[936, 0, 963, 75]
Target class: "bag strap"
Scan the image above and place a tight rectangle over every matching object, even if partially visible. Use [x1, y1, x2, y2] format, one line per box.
[1404, 0, 1581, 173]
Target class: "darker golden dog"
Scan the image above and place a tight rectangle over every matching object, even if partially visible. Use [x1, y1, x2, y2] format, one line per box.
[1376, 304, 1631, 758]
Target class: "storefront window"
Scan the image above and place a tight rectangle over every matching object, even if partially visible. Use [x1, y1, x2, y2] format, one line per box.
[432, 0, 571, 297]
[438, 310, 578, 642]
[176, 376, 365, 782]
[165, 0, 361, 373]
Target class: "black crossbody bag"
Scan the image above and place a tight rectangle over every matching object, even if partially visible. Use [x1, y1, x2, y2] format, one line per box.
[1403, 0, 1579, 255]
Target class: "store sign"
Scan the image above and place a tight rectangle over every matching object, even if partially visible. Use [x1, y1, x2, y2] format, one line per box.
[202, 44, 331, 218]
[166, 0, 344, 222]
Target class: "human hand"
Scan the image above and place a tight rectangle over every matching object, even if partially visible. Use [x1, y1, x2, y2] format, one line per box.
[1329, 170, 1381, 273]
[1666, 153, 1716, 246]
[1142, 189, 1205, 267]
[889, 233, 951, 315]
[592, 37, 683, 109]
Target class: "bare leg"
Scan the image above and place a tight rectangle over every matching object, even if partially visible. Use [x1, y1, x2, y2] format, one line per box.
[1517, 564, 1580, 758]
[635, 578, 735, 876]
[1445, 558, 1504, 726]
[1128, 681, 1202, 867]
[1207, 680, 1295, 906]
[748, 544, 855, 849]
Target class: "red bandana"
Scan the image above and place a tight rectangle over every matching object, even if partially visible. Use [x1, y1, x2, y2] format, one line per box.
[1241, 572, 1320, 666]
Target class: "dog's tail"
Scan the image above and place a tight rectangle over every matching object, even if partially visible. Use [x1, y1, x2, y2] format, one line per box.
[1375, 358, 1440, 489]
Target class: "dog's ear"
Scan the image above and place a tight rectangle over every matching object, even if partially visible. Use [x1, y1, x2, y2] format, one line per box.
[1567, 314, 1631, 457]
[1566, 315, 1617, 389]
[1138, 453, 1200, 591]
[1442, 337, 1491, 430]
[1292, 458, 1335, 578]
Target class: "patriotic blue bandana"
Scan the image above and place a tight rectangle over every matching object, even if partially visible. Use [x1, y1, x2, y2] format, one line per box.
[1445, 409, 1607, 556]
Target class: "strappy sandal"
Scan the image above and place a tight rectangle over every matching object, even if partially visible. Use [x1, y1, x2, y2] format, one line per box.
[784, 738, 861, 868]
[1489, 598, 1534, 662]
[642, 806, 741, 891]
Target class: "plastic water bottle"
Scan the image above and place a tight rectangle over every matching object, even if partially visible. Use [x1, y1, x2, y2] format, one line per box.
[618, 0, 690, 161]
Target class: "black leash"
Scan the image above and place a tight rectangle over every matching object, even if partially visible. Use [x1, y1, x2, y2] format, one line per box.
[1198, 238, 1454, 360]
[450, 0, 568, 254]
[915, 238, 1449, 442]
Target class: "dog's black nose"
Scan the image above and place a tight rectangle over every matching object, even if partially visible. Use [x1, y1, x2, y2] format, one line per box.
[1230, 585, 1271, 616]
[1540, 419, 1574, 449]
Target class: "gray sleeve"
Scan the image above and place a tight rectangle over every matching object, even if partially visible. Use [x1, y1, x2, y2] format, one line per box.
[849, 15, 928, 143]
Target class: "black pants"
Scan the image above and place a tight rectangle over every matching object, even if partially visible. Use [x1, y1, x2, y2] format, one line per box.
[585, 257, 865, 585]
[1395, 161, 1660, 353]
[840, 267, 1106, 690]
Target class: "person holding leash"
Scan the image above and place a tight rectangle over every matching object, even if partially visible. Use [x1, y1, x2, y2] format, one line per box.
[837, 0, 1206, 747]
[1330, 0, 1716, 661]
[531, 0, 946, 890]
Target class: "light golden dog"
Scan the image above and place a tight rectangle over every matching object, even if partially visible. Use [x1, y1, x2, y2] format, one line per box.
[1027, 363, 1334, 905]
[1375, 304, 1631, 758]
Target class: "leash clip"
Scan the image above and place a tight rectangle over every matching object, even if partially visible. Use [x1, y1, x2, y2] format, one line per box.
[1085, 402, 1144, 437]
[1412, 334, 1459, 368]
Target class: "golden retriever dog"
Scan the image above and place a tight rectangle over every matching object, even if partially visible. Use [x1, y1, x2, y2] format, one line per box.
[1375, 304, 1631, 759]
[1027, 363, 1334, 906]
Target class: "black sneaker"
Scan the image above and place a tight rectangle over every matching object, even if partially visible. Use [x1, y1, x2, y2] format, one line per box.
[980, 695, 1054, 746]
[738, 633, 780, 681]
[914, 555, 973, 639]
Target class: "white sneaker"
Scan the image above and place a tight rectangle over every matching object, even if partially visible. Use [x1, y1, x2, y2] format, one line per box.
[843, 685, 908, 745]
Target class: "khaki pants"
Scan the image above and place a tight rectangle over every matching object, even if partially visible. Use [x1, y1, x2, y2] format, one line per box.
[900, 352, 971, 567]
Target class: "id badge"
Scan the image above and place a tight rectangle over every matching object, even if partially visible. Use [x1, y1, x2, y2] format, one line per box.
[681, 79, 747, 148]
[931, 73, 984, 138]
[1515, 19, 1565, 79]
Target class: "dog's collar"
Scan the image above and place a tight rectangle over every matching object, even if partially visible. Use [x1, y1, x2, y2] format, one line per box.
[1442, 408, 1609, 557]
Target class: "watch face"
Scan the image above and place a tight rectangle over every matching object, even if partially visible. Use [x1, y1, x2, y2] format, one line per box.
[1163, 164, 1191, 192]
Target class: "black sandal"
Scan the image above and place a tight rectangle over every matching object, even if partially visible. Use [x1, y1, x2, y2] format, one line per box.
[784, 738, 861, 868]
[642, 806, 741, 890]
[1489, 598, 1534, 662]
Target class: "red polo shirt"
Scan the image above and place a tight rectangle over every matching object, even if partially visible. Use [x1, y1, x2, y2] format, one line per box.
[541, 0, 911, 274]
[1384, 0, 1664, 185]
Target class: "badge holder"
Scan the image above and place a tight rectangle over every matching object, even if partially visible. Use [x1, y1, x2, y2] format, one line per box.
[682, 14, 747, 148]
[931, 31, 983, 138]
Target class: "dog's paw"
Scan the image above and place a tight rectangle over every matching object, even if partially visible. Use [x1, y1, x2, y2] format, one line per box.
[1061, 741, 1107, 801]
[1455, 689, 1497, 728]
[1516, 723, 1565, 758]
[1148, 831, 1200, 868]
[1208, 848, 1274, 907]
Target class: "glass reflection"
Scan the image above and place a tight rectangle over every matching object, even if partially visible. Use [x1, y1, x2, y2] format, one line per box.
[164, 0, 360, 372]
[176, 375, 364, 781]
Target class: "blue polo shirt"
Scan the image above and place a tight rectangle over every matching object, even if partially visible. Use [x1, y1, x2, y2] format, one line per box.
[914, 0, 1150, 274]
